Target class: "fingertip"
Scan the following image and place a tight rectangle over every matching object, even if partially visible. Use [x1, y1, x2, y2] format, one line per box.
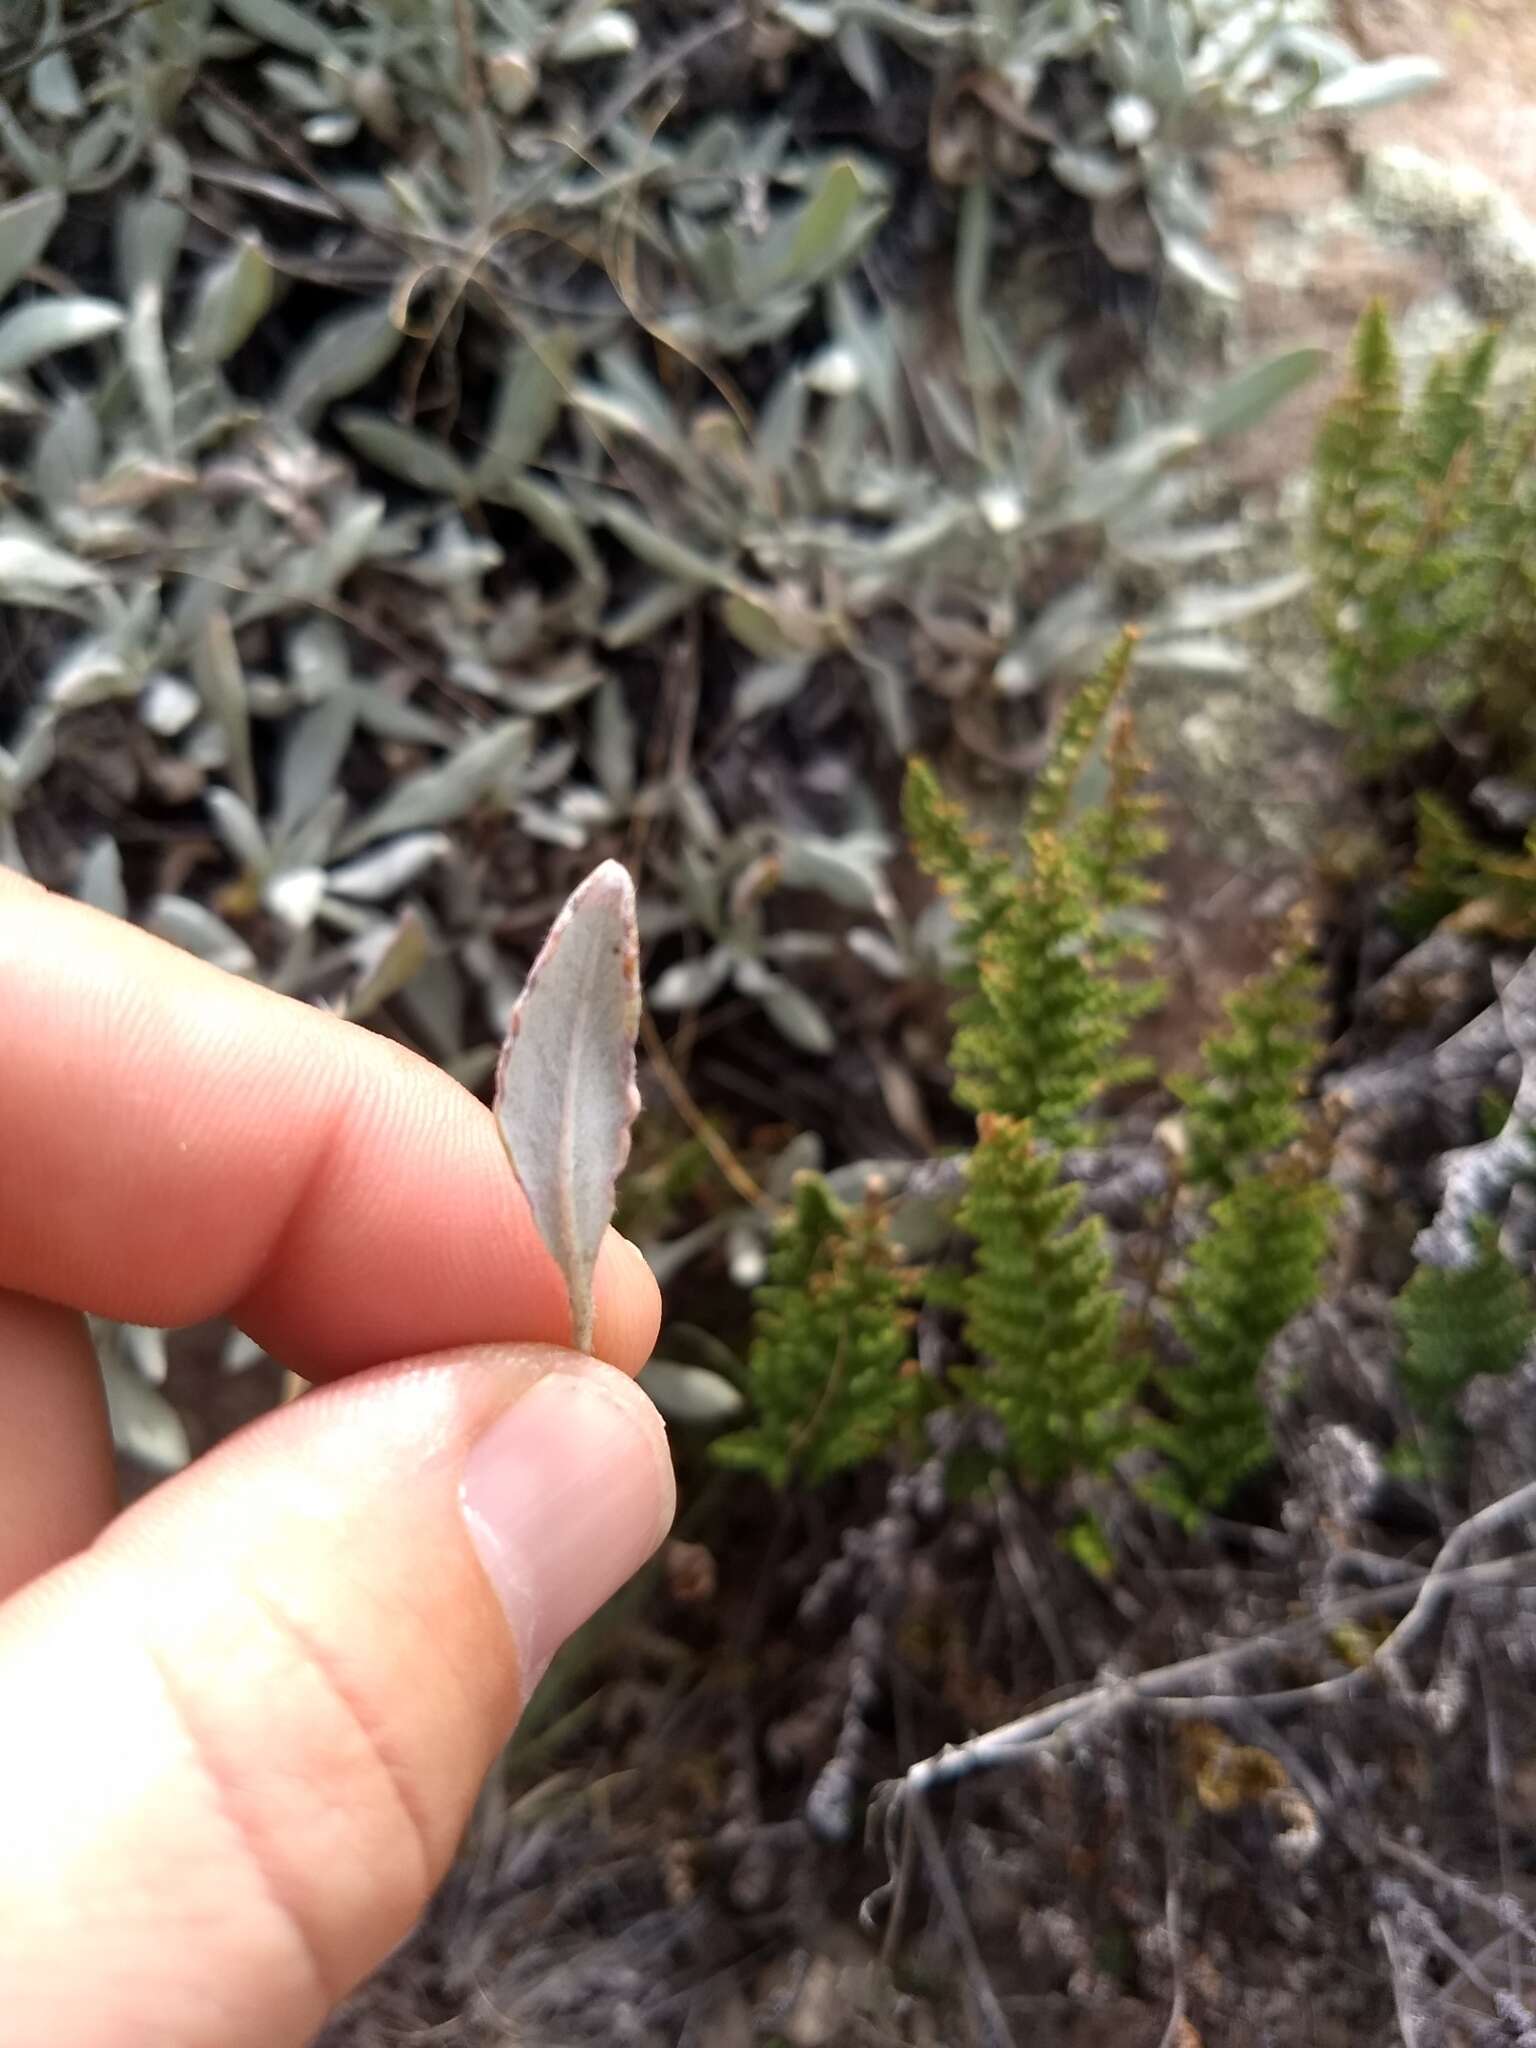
[461, 1354, 675, 1684]
[591, 1230, 661, 1375]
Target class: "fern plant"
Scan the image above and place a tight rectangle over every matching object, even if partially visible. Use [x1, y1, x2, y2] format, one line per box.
[1313, 306, 1536, 937]
[1151, 934, 1335, 1518]
[1400, 793, 1536, 941]
[1395, 1221, 1536, 1466]
[957, 1114, 1135, 1487]
[1154, 1152, 1337, 1518]
[906, 632, 1165, 1141]
[1174, 926, 1327, 1196]
[713, 1174, 921, 1487]
[1312, 304, 1512, 764]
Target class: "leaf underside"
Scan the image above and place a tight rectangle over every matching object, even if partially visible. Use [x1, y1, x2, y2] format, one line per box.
[493, 860, 642, 1352]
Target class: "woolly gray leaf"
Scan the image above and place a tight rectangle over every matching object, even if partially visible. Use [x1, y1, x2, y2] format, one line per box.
[336, 717, 532, 853]
[0, 296, 123, 377]
[0, 189, 65, 303]
[494, 861, 641, 1354]
[638, 1361, 745, 1427]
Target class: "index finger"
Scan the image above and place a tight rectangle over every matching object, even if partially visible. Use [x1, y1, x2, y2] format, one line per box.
[0, 873, 659, 1379]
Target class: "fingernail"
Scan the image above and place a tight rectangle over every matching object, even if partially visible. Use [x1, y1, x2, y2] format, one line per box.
[460, 1362, 673, 1690]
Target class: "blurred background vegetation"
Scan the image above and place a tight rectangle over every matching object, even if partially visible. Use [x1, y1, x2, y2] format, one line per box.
[7, 1, 1536, 2042]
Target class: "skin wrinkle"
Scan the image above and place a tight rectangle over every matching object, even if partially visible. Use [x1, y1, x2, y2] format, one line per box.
[235, 1576, 438, 1907]
[134, 1630, 336, 2027]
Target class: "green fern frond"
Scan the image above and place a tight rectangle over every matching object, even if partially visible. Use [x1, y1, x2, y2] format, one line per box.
[903, 758, 1015, 968]
[1402, 794, 1536, 939]
[1396, 1221, 1536, 1448]
[713, 1174, 921, 1487]
[1175, 928, 1327, 1197]
[1411, 329, 1496, 485]
[1310, 303, 1536, 771]
[958, 1114, 1136, 1486]
[1026, 630, 1139, 835]
[953, 828, 1153, 1135]
[907, 651, 1163, 1136]
[1072, 707, 1167, 919]
[1156, 1156, 1336, 1515]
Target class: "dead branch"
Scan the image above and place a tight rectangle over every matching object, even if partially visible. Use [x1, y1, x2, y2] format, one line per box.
[898, 1481, 1536, 1798]
[1415, 950, 1536, 1269]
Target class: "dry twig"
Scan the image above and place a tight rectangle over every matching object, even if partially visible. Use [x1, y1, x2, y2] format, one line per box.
[898, 1479, 1536, 1798]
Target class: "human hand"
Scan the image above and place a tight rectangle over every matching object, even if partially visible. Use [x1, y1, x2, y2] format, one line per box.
[0, 869, 674, 2047]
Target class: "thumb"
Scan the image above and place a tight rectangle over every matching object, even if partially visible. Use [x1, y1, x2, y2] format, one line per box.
[0, 1344, 673, 2048]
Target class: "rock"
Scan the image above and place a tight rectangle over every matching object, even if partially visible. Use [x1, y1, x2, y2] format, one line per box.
[1363, 142, 1536, 315]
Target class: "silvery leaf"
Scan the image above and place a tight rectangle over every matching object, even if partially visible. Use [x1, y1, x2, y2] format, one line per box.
[98, 1345, 189, 1473]
[0, 189, 65, 302]
[847, 926, 907, 978]
[221, 0, 339, 58]
[857, 652, 913, 753]
[146, 894, 257, 974]
[346, 907, 430, 1020]
[326, 832, 449, 901]
[206, 785, 269, 873]
[1050, 147, 1139, 201]
[276, 692, 355, 835]
[0, 532, 101, 600]
[338, 410, 472, 499]
[727, 1221, 769, 1289]
[282, 790, 348, 874]
[493, 862, 642, 1354]
[650, 946, 734, 1011]
[1191, 348, 1326, 440]
[1113, 521, 1247, 569]
[591, 675, 636, 807]
[1159, 232, 1240, 303]
[120, 1320, 170, 1386]
[394, 950, 464, 1060]
[1145, 569, 1310, 635]
[644, 1214, 733, 1287]
[0, 296, 124, 377]
[75, 835, 127, 918]
[515, 800, 588, 849]
[192, 609, 257, 808]
[777, 830, 891, 911]
[264, 865, 328, 930]
[278, 300, 401, 425]
[125, 285, 175, 457]
[488, 475, 605, 593]
[734, 658, 811, 722]
[180, 236, 275, 364]
[552, 9, 639, 60]
[1130, 635, 1250, 678]
[32, 391, 101, 511]
[45, 643, 134, 716]
[518, 737, 580, 797]
[221, 1326, 269, 1376]
[481, 334, 570, 474]
[139, 674, 200, 736]
[501, 668, 607, 715]
[764, 1131, 824, 1198]
[733, 959, 834, 1054]
[1310, 56, 1442, 113]
[638, 1361, 745, 1427]
[601, 578, 700, 651]
[46, 641, 131, 705]
[596, 500, 735, 591]
[995, 584, 1110, 697]
[336, 717, 532, 853]
[5, 711, 54, 791]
